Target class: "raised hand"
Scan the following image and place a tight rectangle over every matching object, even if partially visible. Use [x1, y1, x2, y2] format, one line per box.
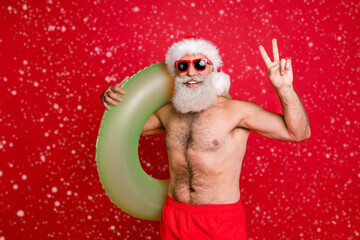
[259, 39, 293, 90]
[101, 76, 129, 110]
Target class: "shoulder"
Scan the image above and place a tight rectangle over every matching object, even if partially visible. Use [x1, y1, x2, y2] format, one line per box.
[217, 97, 267, 127]
[218, 97, 262, 114]
[154, 102, 174, 123]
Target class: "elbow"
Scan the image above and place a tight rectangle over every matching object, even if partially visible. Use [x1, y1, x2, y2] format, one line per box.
[292, 127, 311, 142]
[141, 127, 165, 136]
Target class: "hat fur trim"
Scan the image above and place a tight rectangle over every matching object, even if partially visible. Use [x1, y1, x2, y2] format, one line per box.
[165, 38, 222, 77]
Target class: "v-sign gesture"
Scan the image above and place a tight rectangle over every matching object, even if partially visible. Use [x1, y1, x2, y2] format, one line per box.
[259, 39, 293, 90]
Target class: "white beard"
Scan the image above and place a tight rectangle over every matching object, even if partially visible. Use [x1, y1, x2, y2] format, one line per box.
[172, 73, 218, 114]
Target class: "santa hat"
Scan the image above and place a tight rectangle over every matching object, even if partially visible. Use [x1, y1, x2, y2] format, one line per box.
[165, 36, 231, 96]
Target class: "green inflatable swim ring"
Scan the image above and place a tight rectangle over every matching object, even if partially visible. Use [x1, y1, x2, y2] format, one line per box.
[96, 62, 173, 221]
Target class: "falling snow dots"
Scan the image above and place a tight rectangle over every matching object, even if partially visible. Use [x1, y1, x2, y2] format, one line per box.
[13, 184, 19, 190]
[17, 210, 25, 217]
[51, 187, 58, 193]
[106, 52, 112, 58]
[11, 90, 17, 96]
[53, 103, 59, 110]
[309, 42, 314, 47]
[132, 6, 140, 12]
[22, 4, 28, 11]
[219, 10, 224, 15]
[48, 25, 56, 31]
[54, 201, 60, 207]
[77, 105, 82, 110]
[105, 75, 116, 83]
[22, 175, 27, 180]
[0, 171, 2, 177]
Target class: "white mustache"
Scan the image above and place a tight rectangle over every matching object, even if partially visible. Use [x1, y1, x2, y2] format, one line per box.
[177, 75, 206, 83]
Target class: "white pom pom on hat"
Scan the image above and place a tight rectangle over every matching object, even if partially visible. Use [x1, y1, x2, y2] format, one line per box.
[211, 71, 231, 96]
[165, 36, 231, 96]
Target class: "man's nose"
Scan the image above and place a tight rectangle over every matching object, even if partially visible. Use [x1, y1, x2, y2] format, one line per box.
[187, 64, 198, 76]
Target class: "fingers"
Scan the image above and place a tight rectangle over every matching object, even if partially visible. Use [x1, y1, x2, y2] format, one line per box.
[269, 62, 280, 74]
[113, 85, 126, 95]
[259, 39, 292, 74]
[108, 91, 123, 102]
[103, 102, 110, 110]
[272, 38, 280, 62]
[279, 58, 293, 75]
[102, 76, 130, 110]
[259, 45, 272, 68]
[119, 76, 130, 86]
[285, 59, 292, 71]
[103, 90, 123, 108]
[280, 58, 286, 75]
[104, 95, 118, 107]
[269, 59, 292, 77]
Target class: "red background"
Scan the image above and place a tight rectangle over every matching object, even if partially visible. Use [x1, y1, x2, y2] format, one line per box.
[1, 0, 359, 239]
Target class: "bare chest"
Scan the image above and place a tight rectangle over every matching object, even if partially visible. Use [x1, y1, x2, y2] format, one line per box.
[165, 111, 223, 152]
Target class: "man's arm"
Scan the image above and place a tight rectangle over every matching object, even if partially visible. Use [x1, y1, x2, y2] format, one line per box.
[100, 76, 166, 136]
[238, 92, 310, 142]
[238, 39, 310, 142]
[141, 109, 166, 135]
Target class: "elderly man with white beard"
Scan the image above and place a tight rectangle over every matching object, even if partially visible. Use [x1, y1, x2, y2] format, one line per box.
[100, 37, 311, 240]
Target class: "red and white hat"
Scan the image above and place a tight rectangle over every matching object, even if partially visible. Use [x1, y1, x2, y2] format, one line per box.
[165, 36, 231, 96]
[165, 36, 223, 77]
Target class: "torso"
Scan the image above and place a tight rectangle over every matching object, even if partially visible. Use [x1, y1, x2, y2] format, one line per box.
[159, 97, 251, 205]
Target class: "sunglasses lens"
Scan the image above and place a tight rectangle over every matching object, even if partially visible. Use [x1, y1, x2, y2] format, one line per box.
[177, 61, 189, 72]
[194, 60, 207, 71]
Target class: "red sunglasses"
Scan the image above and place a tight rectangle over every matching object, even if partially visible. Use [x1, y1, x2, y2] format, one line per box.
[175, 58, 212, 73]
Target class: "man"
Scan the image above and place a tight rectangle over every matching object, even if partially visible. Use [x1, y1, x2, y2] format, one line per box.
[101, 37, 310, 239]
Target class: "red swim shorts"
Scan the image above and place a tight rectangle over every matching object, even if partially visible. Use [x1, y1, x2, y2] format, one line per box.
[160, 196, 247, 240]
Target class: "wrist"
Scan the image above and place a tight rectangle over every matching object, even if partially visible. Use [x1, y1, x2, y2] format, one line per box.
[275, 85, 295, 96]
